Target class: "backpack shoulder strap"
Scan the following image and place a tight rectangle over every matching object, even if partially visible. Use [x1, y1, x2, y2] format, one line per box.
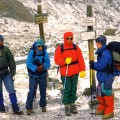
[60, 44, 64, 53]
[33, 48, 36, 59]
[60, 43, 77, 53]
[73, 44, 77, 50]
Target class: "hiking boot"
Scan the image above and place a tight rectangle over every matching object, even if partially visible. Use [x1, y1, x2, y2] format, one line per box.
[102, 112, 114, 119]
[70, 104, 78, 114]
[65, 105, 71, 116]
[95, 110, 104, 115]
[0, 105, 5, 113]
[27, 109, 32, 115]
[14, 110, 24, 115]
[41, 107, 46, 112]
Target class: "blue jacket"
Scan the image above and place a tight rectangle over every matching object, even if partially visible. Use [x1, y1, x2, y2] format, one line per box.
[93, 45, 114, 83]
[26, 47, 50, 78]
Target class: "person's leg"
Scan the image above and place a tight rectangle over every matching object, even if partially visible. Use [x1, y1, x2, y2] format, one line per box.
[26, 77, 37, 113]
[0, 77, 5, 112]
[70, 74, 78, 103]
[61, 76, 71, 116]
[70, 74, 78, 114]
[3, 75, 23, 114]
[101, 80, 114, 119]
[38, 75, 47, 112]
[95, 83, 106, 115]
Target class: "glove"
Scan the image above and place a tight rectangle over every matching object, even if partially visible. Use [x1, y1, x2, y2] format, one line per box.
[89, 60, 94, 69]
[36, 64, 44, 72]
[65, 57, 72, 65]
[79, 71, 86, 78]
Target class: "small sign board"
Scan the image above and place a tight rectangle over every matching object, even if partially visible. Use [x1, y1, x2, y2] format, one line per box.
[35, 13, 48, 24]
[81, 17, 96, 26]
[80, 31, 96, 41]
[103, 29, 116, 36]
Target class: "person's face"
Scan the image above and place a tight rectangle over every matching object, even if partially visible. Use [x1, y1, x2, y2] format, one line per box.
[66, 36, 73, 45]
[0, 40, 3, 46]
[37, 46, 43, 51]
[96, 42, 103, 48]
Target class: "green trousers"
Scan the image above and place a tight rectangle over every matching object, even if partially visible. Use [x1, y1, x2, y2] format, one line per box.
[61, 74, 78, 105]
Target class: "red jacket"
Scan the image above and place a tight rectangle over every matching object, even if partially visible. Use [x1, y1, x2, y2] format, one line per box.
[54, 32, 85, 76]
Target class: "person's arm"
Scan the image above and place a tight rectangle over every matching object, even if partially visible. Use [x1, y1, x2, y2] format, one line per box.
[26, 50, 38, 72]
[54, 46, 65, 66]
[77, 46, 86, 71]
[7, 48, 16, 77]
[94, 52, 111, 70]
[43, 51, 51, 70]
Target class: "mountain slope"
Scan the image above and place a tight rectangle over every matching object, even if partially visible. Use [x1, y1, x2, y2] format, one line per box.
[0, 0, 34, 22]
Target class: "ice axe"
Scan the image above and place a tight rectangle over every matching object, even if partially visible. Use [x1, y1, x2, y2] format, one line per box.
[58, 64, 69, 117]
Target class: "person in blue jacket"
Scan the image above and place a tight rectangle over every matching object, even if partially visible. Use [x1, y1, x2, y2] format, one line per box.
[89, 35, 114, 119]
[26, 39, 50, 115]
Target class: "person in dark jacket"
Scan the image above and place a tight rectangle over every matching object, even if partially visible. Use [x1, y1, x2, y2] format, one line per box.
[26, 39, 50, 115]
[89, 35, 114, 119]
[0, 35, 23, 115]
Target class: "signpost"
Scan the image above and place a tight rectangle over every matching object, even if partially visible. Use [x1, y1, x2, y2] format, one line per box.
[87, 6, 96, 92]
[81, 17, 96, 26]
[35, 5, 48, 42]
[80, 31, 96, 41]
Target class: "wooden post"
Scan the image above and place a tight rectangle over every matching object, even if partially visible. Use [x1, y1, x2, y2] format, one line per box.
[87, 6, 96, 92]
[38, 5, 45, 42]
[35, 5, 48, 42]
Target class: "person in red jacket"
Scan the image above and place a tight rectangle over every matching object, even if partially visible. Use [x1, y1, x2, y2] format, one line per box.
[54, 32, 86, 116]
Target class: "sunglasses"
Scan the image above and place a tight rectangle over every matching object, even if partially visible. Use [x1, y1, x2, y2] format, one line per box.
[66, 38, 73, 40]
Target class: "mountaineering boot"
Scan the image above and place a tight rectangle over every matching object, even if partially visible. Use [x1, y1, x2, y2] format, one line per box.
[70, 104, 78, 114]
[65, 105, 71, 116]
[27, 109, 32, 115]
[9, 93, 23, 115]
[41, 106, 46, 112]
[14, 110, 24, 115]
[0, 93, 5, 113]
[95, 96, 106, 115]
[102, 112, 114, 119]
[102, 95, 114, 119]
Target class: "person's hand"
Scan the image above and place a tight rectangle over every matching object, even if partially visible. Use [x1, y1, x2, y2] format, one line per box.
[36, 64, 44, 72]
[12, 76, 15, 81]
[89, 60, 94, 69]
[65, 57, 72, 65]
[79, 71, 86, 78]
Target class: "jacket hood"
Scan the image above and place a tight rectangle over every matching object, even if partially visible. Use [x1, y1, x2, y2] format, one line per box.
[64, 32, 73, 46]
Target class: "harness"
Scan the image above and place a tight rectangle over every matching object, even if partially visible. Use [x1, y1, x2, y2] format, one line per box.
[60, 44, 78, 65]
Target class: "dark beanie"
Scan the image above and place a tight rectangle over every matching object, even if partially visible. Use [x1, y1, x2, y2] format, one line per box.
[0, 35, 4, 41]
[96, 35, 106, 45]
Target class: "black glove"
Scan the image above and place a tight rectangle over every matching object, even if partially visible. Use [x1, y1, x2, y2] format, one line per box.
[89, 60, 94, 69]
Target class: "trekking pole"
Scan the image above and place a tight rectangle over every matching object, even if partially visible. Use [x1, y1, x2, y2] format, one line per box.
[90, 69, 94, 116]
[58, 64, 69, 117]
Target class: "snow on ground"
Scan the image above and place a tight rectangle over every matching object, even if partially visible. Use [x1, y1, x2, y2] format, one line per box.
[1, 55, 120, 120]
